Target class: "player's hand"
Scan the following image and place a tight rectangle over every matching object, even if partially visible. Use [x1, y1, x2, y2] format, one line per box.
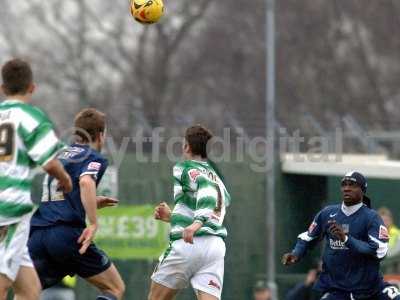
[78, 224, 98, 255]
[96, 196, 119, 209]
[154, 202, 171, 222]
[58, 174, 73, 194]
[305, 269, 318, 286]
[182, 222, 203, 244]
[329, 222, 346, 242]
[282, 253, 299, 265]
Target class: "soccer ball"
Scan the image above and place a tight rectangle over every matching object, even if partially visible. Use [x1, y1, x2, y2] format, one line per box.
[130, 0, 164, 24]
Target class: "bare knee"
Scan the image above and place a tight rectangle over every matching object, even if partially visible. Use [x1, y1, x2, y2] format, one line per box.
[0, 275, 12, 300]
[13, 280, 41, 300]
[196, 290, 219, 300]
[0, 287, 9, 300]
[112, 279, 125, 299]
[147, 286, 156, 300]
[14, 287, 40, 300]
[100, 278, 125, 300]
[12, 266, 41, 300]
[148, 288, 159, 300]
[148, 281, 176, 300]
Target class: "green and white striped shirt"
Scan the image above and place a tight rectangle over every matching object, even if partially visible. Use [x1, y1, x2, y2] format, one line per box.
[170, 160, 231, 241]
[0, 99, 64, 225]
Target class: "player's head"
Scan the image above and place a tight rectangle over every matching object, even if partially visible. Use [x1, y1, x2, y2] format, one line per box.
[1, 58, 35, 98]
[74, 108, 106, 151]
[252, 280, 271, 300]
[341, 171, 367, 206]
[378, 207, 393, 228]
[183, 125, 213, 160]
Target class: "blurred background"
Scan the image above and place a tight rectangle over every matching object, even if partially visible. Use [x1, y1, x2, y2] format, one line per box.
[2, 0, 400, 299]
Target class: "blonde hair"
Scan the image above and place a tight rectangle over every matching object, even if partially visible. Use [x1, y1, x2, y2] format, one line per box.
[378, 206, 393, 218]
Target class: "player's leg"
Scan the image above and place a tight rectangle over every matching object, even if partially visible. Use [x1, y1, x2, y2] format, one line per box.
[0, 274, 11, 300]
[195, 290, 218, 300]
[0, 224, 15, 300]
[28, 227, 68, 290]
[84, 264, 125, 300]
[149, 240, 192, 300]
[147, 281, 178, 300]
[1, 216, 40, 300]
[38, 225, 123, 300]
[12, 266, 41, 300]
[12, 241, 41, 300]
[190, 237, 225, 300]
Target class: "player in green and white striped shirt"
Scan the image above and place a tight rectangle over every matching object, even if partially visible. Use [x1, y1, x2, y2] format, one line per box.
[0, 59, 72, 300]
[149, 125, 231, 300]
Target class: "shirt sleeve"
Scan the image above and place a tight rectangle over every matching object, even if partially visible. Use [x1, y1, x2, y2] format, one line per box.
[22, 108, 65, 166]
[173, 164, 185, 202]
[80, 158, 107, 183]
[292, 211, 324, 259]
[345, 213, 389, 259]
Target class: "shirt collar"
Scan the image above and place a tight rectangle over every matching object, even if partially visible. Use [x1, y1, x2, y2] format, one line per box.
[341, 202, 363, 216]
[3, 99, 25, 104]
[190, 159, 208, 164]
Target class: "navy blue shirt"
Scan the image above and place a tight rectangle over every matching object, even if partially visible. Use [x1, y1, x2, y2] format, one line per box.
[31, 144, 108, 228]
[292, 203, 389, 298]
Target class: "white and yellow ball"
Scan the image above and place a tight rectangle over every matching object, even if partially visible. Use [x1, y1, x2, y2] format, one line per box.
[130, 0, 164, 24]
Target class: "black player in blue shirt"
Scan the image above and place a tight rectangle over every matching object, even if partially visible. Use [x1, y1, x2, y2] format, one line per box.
[28, 109, 125, 300]
[282, 171, 400, 300]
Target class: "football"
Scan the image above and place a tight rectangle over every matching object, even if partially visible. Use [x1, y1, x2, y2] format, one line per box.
[130, 0, 164, 24]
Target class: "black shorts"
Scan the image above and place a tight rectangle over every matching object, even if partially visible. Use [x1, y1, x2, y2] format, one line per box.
[28, 225, 111, 289]
[320, 284, 400, 300]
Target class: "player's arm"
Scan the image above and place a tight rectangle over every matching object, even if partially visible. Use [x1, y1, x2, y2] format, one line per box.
[78, 175, 98, 254]
[96, 196, 119, 209]
[332, 214, 389, 259]
[22, 108, 72, 192]
[282, 211, 324, 265]
[183, 174, 218, 244]
[154, 202, 171, 222]
[77, 160, 106, 254]
[43, 159, 72, 193]
[153, 164, 183, 223]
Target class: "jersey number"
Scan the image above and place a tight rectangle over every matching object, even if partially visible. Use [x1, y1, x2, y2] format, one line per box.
[41, 175, 64, 202]
[0, 123, 14, 162]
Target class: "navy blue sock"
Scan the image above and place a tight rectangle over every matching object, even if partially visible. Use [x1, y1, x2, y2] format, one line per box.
[96, 293, 117, 300]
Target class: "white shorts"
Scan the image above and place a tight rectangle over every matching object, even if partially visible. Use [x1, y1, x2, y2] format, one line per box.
[0, 214, 34, 281]
[151, 236, 226, 299]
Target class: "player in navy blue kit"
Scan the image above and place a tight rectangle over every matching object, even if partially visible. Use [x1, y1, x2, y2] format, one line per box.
[282, 171, 400, 300]
[28, 109, 125, 300]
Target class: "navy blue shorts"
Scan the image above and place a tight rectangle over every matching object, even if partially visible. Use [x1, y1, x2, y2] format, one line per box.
[320, 284, 400, 300]
[28, 225, 111, 289]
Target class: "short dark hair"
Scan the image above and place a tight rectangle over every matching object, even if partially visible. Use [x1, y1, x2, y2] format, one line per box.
[74, 108, 106, 143]
[1, 59, 33, 95]
[185, 125, 213, 158]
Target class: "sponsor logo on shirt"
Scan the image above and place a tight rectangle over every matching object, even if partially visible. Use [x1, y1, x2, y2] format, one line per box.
[379, 225, 389, 240]
[188, 169, 201, 181]
[329, 238, 348, 250]
[308, 221, 317, 234]
[88, 162, 101, 171]
[208, 280, 221, 290]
